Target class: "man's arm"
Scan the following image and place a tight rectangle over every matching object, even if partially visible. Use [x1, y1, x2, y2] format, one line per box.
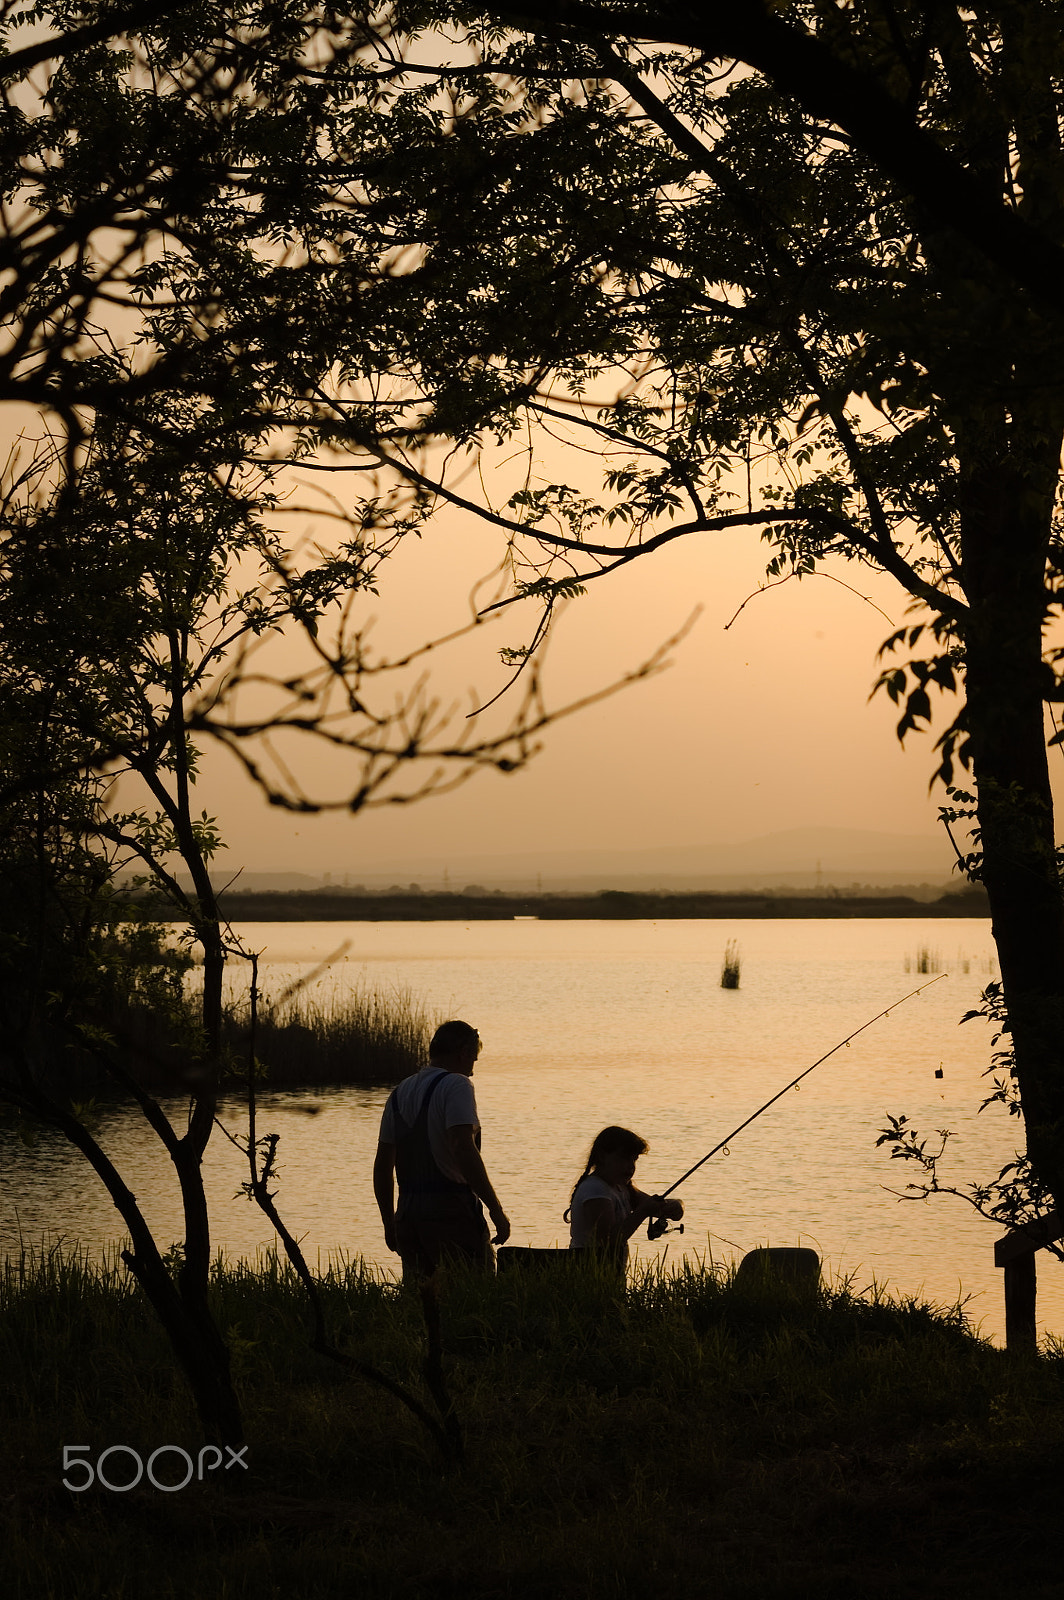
[373, 1140, 398, 1254]
[446, 1124, 511, 1245]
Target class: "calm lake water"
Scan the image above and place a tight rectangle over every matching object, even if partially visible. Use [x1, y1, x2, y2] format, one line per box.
[3, 917, 1061, 1347]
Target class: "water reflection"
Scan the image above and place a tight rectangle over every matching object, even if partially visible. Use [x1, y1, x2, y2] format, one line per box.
[3, 917, 1059, 1346]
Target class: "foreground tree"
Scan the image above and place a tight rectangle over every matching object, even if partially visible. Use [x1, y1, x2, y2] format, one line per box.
[6, 7, 1064, 1391]
[269, 2, 1064, 1229]
[1, 375, 641, 1440]
[5, 3, 696, 1442]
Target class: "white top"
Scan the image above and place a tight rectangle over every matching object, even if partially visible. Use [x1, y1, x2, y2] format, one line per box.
[378, 1066, 479, 1185]
[569, 1174, 632, 1248]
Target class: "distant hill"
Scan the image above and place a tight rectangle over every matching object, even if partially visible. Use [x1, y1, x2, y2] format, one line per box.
[119, 870, 325, 894]
[299, 824, 961, 894]
[182, 824, 965, 896]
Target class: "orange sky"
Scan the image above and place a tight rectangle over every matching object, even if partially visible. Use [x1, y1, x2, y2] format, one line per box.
[193, 487, 976, 878]
[8, 403, 1058, 882]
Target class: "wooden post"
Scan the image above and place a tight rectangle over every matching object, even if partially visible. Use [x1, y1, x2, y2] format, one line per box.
[1002, 1253, 1037, 1354]
[993, 1210, 1063, 1353]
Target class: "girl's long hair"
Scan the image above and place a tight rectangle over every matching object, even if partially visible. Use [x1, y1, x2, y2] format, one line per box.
[564, 1126, 648, 1222]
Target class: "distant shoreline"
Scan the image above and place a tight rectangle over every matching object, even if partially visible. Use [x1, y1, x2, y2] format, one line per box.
[134, 887, 990, 921]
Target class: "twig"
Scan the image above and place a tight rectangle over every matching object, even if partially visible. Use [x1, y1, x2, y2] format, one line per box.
[724, 569, 895, 631]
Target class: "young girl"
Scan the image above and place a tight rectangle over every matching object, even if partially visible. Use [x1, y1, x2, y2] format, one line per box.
[566, 1126, 684, 1265]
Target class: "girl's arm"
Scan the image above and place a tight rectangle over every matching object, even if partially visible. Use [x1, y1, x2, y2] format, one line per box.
[580, 1195, 642, 1250]
[581, 1187, 683, 1250]
[582, 1190, 660, 1248]
[630, 1186, 684, 1225]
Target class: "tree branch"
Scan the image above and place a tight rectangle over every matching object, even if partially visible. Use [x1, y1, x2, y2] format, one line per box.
[493, 0, 1064, 305]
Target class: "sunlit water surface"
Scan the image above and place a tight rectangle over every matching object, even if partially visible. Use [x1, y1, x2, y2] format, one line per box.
[4, 917, 1061, 1347]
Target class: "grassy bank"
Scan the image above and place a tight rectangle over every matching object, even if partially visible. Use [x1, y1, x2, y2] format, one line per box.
[2, 1249, 1061, 1599]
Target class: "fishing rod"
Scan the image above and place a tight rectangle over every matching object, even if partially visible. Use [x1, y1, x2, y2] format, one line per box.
[646, 972, 949, 1239]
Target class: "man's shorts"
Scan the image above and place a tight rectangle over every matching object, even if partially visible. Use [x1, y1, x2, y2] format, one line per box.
[395, 1193, 493, 1279]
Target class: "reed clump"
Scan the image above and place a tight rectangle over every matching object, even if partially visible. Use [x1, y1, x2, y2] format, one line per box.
[721, 939, 742, 988]
[3, 1245, 1063, 1598]
[905, 946, 942, 974]
[225, 984, 434, 1089]
[42, 981, 433, 1099]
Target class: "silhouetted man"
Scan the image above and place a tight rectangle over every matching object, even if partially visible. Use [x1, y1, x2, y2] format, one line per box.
[373, 1019, 511, 1278]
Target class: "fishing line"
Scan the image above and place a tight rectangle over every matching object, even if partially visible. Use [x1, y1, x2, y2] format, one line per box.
[647, 973, 948, 1236]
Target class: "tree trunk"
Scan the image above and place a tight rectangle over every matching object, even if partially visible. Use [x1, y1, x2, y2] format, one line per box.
[960, 418, 1064, 1216]
[3, 1071, 244, 1445]
[124, 1244, 244, 1446]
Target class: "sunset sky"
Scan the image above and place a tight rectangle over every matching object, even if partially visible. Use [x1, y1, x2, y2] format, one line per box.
[5, 394, 1050, 885]
[194, 478, 989, 882]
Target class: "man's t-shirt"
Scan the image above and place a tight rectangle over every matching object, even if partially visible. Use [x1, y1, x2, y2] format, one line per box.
[378, 1066, 480, 1185]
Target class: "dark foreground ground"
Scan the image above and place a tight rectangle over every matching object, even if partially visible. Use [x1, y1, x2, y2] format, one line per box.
[2, 1250, 1060, 1599]
[136, 887, 991, 922]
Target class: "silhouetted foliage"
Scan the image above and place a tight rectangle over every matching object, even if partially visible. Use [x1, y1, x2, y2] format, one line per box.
[0, 1, 636, 1443]
[245, 0, 1064, 1235]
[5, 0, 1064, 1430]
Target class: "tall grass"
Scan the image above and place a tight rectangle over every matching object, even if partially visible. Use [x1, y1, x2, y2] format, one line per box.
[4, 1245, 1063, 1598]
[37, 980, 434, 1099]
[721, 939, 742, 988]
[225, 984, 435, 1089]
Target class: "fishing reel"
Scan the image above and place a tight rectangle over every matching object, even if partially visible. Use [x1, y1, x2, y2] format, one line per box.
[647, 1203, 684, 1242]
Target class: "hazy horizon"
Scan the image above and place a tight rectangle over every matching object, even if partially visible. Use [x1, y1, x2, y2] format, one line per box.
[184, 821, 967, 894]
[8, 402, 1059, 889]
[189, 507, 1024, 883]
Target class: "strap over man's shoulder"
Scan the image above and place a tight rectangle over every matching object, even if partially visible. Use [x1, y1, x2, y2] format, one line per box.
[417, 1067, 451, 1113]
[387, 1066, 451, 1134]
